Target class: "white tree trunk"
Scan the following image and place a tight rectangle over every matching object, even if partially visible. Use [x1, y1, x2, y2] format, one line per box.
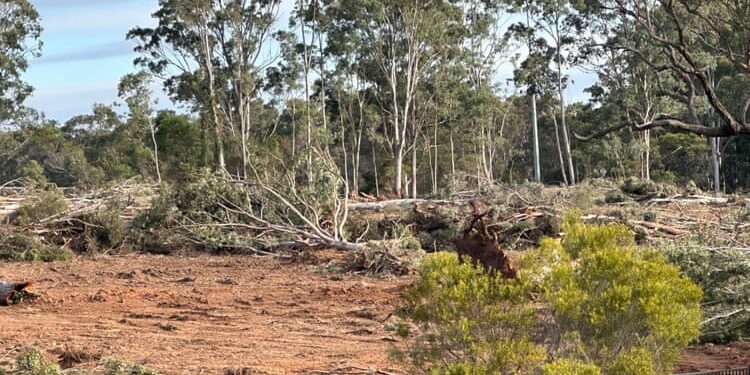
[531, 93, 541, 182]
[148, 117, 161, 184]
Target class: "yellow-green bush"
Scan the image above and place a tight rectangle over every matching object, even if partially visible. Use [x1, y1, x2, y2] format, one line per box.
[542, 359, 601, 375]
[396, 252, 545, 374]
[546, 217, 702, 373]
[102, 359, 158, 375]
[397, 215, 702, 375]
[9, 348, 62, 375]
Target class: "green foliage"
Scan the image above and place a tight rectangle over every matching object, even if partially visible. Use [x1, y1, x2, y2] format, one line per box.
[621, 177, 660, 196]
[75, 201, 128, 253]
[2, 125, 104, 188]
[19, 160, 46, 187]
[544, 217, 702, 374]
[398, 217, 702, 375]
[154, 112, 204, 181]
[103, 360, 158, 375]
[663, 243, 750, 343]
[604, 189, 630, 204]
[11, 348, 62, 375]
[654, 133, 709, 187]
[542, 359, 601, 375]
[131, 171, 263, 253]
[13, 189, 68, 225]
[0, 349, 158, 375]
[604, 347, 655, 375]
[569, 185, 596, 211]
[398, 252, 545, 375]
[0, 0, 41, 121]
[0, 228, 71, 262]
[560, 213, 634, 258]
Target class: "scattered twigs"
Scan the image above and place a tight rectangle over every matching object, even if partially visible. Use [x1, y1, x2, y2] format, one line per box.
[648, 195, 750, 207]
[348, 198, 470, 211]
[582, 214, 689, 236]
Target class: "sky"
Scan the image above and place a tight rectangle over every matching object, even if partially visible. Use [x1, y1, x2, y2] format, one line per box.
[23, 0, 594, 123]
[25, 0, 161, 121]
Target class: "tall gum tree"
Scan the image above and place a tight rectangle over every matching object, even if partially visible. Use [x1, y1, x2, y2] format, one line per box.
[579, 0, 750, 138]
[324, 0, 466, 198]
[520, 0, 586, 186]
[0, 0, 41, 123]
[127, 0, 280, 176]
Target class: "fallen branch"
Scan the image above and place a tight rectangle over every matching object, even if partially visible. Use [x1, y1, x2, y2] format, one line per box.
[582, 215, 689, 236]
[348, 198, 470, 211]
[648, 195, 750, 206]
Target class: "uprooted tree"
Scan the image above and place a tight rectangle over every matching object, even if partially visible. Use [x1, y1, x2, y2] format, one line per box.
[132, 144, 363, 254]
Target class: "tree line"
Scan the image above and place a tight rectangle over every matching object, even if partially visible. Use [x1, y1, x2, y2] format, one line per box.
[2, 0, 750, 195]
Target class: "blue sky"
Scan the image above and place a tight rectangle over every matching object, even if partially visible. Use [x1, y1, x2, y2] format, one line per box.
[26, 0, 161, 121]
[24, 0, 593, 122]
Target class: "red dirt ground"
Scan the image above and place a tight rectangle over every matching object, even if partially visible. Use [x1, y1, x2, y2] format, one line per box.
[0, 254, 409, 374]
[0, 253, 748, 374]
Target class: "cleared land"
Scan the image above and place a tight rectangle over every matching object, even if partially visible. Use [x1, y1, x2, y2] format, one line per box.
[1, 252, 749, 374]
[0, 253, 408, 374]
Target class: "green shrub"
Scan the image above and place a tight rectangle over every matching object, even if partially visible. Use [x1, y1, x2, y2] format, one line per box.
[19, 160, 47, 188]
[13, 189, 68, 225]
[11, 348, 62, 375]
[396, 252, 545, 374]
[542, 359, 601, 375]
[0, 349, 158, 375]
[103, 359, 158, 375]
[546, 217, 702, 374]
[569, 184, 596, 210]
[77, 201, 127, 252]
[397, 216, 702, 375]
[0, 228, 71, 262]
[663, 243, 750, 343]
[604, 190, 629, 204]
[622, 177, 660, 196]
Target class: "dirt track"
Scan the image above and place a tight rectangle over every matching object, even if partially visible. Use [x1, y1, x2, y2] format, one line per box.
[1, 254, 749, 374]
[0, 254, 408, 374]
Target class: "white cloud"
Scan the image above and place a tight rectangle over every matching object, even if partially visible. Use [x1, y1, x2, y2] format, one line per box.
[37, 2, 157, 34]
[37, 40, 135, 65]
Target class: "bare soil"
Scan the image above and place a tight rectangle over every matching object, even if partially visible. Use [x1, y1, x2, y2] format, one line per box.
[0, 253, 409, 374]
[0, 253, 747, 374]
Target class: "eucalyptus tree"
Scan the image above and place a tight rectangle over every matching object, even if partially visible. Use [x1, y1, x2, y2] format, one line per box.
[325, 0, 510, 197]
[509, 11, 567, 183]
[128, 0, 281, 176]
[586, 19, 682, 181]
[0, 0, 41, 123]
[578, 0, 750, 193]
[582, 0, 750, 138]
[118, 72, 161, 183]
[510, 0, 586, 185]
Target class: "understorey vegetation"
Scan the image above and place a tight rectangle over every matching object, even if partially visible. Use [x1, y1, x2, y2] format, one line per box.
[1, 0, 750, 372]
[395, 218, 702, 375]
[0, 347, 159, 375]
